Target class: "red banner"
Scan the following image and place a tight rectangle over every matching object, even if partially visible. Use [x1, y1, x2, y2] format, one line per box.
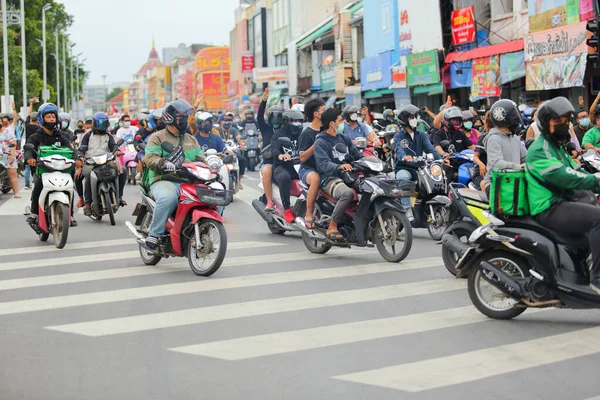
[451, 6, 476, 46]
[241, 51, 254, 76]
[471, 56, 500, 99]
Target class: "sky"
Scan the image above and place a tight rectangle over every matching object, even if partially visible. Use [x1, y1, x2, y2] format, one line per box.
[59, 0, 239, 86]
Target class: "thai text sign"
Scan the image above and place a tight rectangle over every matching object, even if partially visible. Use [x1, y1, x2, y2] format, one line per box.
[252, 67, 288, 83]
[471, 56, 500, 98]
[406, 50, 439, 86]
[451, 6, 476, 46]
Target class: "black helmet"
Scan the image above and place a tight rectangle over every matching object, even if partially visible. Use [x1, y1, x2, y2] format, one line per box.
[267, 106, 284, 129]
[343, 105, 360, 121]
[398, 104, 420, 128]
[442, 106, 463, 132]
[536, 97, 575, 136]
[162, 99, 194, 134]
[490, 99, 522, 132]
[282, 109, 304, 135]
[383, 109, 395, 122]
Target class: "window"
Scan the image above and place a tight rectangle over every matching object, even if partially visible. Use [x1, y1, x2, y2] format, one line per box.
[492, 0, 513, 15]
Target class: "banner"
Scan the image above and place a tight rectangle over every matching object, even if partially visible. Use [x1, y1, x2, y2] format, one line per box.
[195, 47, 230, 73]
[471, 56, 500, 99]
[252, 66, 288, 83]
[524, 21, 588, 62]
[451, 6, 476, 46]
[449, 61, 472, 89]
[566, 0, 580, 24]
[406, 50, 440, 87]
[528, 1, 581, 33]
[526, 52, 586, 90]
[241, 51, 254, 77]
[580, 0, 595, 21]
[391, 65, 407, 88]
[500, 51, 526, 84]
[320, 66, 335, 91]
[201, 72, 230, 98]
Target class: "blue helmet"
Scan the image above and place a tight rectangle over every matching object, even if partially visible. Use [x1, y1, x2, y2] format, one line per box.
[148, 108, 164, 130]
[37, 103, 59, 128]
[92, 112, 109, 133]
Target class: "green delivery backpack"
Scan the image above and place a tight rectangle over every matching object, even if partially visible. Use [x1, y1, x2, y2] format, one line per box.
[35, 145, 74, 177]
[489, 168, 530, 218]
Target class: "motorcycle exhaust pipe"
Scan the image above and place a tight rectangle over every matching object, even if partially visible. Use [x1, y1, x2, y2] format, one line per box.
[251, 199, 275, 224]
[479, 261, 524, 299]
[441, 233, 471, 257]
[294, 217, 326, 240]
[125, 221, 146, 245]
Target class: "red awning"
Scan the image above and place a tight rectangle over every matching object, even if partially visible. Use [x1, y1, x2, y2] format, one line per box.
[444, 39, 524, 63]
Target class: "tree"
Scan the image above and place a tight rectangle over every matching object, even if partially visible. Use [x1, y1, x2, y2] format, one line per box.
[106, 87, 123, 101]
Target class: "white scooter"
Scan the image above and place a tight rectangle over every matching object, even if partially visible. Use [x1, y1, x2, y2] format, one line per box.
[205, 149, 233, 216]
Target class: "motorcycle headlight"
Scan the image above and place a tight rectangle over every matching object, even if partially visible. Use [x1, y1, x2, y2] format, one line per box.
[127, 144, 136, 153]
[226, 163, 234, 170]
[51, 158, 67, 170]
[92, 154, 108, 165]
[430, 164, 443, 178]
[207, 157, 223, 170]
[192, 166, 217, 181]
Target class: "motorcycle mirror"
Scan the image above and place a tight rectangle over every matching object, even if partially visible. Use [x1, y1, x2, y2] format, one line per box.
[115, 138, 125, 147]
[278, 136, 292, 147]
[440, 140, 451, 151]
[138, 143, 146, 150]
[7, 142, 15, 148]
[334, 143, 348, 154]
[23, 143, 35, 152]
[399, 139, 409, 149]
[161, 142, 175, 153]
[223, 154, 234, 164]
[78, 145, 89, 153]
[426, 153, 434, 161]
[205, 149, 218, 156]
[135, 135, 142, 141]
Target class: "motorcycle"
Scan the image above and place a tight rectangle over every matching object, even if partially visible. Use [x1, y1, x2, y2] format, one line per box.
[243, 123, 260, 172]
[22, 143, 75, 249]
[119, 139, 139, 185]
[78, 141, 123, 226]
[0, 143, 14, 195]
[251, 137, 306, 235]
[225, 139, 241, 195]
[125, 141, 232, 276]
[16, 149, 24, 177]
[447, 211, 600, 320]
[204, 148, 235, 216]
[297, 144, 414, 263]
[441, 140, 477, 188]
[441, 183, 491, 276]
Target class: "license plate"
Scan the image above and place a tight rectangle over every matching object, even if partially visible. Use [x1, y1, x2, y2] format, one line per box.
[456, 246, 475, 270]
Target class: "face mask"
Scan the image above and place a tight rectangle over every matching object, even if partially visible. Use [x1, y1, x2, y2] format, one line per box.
[77, 125, 83, 129]
[474, 125, 483, 132]
[335, 123, 344, 135]
[61, 121, 69, 130]
[123, 121, 131, 128]
[246, 117, 253, 122]
[43, 121, 57, 131]
[175, 115, 189, 134]
[291, 122, 303, 134]
[463, 121, 473, 130]
[350, 113, 358, 122]
[223, 122, 232, 130]
[357, 117, 364, 123]
[235, 118, 241, 124]
[580, 118, 590, 128]
[200, 123, 212, 134]
[552, 123, 571, 142]
[409, 119, 418, 129]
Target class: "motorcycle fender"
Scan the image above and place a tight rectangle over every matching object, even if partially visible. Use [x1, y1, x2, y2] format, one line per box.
[247, 150, 257, 158]
[191, 208, 224, 224]
[426, 195, 451, 206]
[48, 191, 70, 206]
[133, 203, 148, 225]
[373, 198, 405, 217]
[455, 247, 484, 279]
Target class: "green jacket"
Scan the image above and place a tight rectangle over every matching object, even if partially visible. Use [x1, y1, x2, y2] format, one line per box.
[581, 126, 600, 148]
[526, 135, 600, 215]
[142, 128, 204, 185]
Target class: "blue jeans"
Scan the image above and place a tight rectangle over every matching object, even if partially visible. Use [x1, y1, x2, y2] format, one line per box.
[149, 181, 181, 238]
[395, 169, 414, 210]
[24, 164, 31, 187]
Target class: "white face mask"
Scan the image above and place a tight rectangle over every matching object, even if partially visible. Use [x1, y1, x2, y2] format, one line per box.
[357, 117, 364, 123]
[409, 119, 418, 129]
[350, 113, 358, 122]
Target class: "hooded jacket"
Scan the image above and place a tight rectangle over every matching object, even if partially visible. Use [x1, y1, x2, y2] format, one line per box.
[393, 128, 440, 172]
[314, 132, 362, 179]
[25, 127, 73, 162]
[483, 127, 527, 187]
[271, 126, 300, 172]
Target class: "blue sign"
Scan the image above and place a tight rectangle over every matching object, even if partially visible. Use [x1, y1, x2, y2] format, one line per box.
[363, 0, 397, 58]
[450, 61, 473, 89]
[360, 52, 393, 91]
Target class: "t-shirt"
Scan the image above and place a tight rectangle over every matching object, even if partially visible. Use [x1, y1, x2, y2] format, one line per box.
[432, 128, 473, 153]
[298, 126, 319, 170]
[342, 121, 369, 140]
[475, 133, 488, 165]
[115, 127, 139, 143]
[0, 126, 16, 168]
[574, 124, 589, 145]
[582, 126, 600, 148]
[25, 122, 38, 142]
[194, 133, 226, 153]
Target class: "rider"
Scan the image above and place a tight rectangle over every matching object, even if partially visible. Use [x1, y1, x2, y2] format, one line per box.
[314, 107, 364, 241]
[258, 88, 284, 212]
[526, 97, 600, 294]
[220, 113, 247, 188]
[393, 104, 442, 222]
[194, 112, 227, 153]
[378, 109, 396, 129]
[24, 103, 77, 225]
[115, 114, 139, 143]
[342, 105, 380, 146]
[271, 109, 304, 223]
[432, 106, 475, 156]
[133, 109, 163, 181]
[461, 110, 480, 146]
[142, 99, 203, 250]
[77, 112, 127, 215]
[298, 98, 326, 229]
[238, 109, 257, 131]
[59, 112, 74, 138]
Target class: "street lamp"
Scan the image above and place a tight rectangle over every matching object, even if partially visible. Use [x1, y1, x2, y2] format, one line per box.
[70, 42, 75, 112]
[101, 75, 107, 113]
[75, 52, 83, 120]
[41, 3, 52, 102]
[62, 36, 68, 111]
[20, 0, 27, 111]
[54, 30, 60, 110]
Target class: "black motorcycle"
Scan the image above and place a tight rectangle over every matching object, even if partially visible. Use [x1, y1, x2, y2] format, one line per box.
[446, 211, 600, 320]
[243, 123, 260, 171]
[296, 143, 414, 263]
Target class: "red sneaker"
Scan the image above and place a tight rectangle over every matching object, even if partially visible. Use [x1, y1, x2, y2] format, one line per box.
[284, 208, 295, 224]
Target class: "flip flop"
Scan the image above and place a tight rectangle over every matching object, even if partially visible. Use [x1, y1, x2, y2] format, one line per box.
[305, 218, 315, 230]
[326, 231, 344, 241]
[13, 194, 21, 199]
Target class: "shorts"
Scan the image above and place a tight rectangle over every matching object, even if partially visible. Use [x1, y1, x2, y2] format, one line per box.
[298, 165, 316, 185]
[260, 160, 273, 172]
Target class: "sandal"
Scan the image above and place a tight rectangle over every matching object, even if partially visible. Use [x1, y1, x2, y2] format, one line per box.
[326, 231, 344, 241]
[13, 194, 21, 199]
[305, 218, 315, 230]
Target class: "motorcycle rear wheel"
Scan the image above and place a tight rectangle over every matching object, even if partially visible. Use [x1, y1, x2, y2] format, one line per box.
[468, 251, 528, 320]
[104, 191, 115, 226]
[373, 210, 412, 263]
[51, 202, 70, 249]
[248, 157, 256, 172]
[129, 167, 137, 185]
[442, 222, 475, 277]
[188, 219, 227, 276]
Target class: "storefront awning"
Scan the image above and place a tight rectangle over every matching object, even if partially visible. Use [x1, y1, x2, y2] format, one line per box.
[297, 22, 334, 47]
[412, 82, 444, 95]
[444, 39, 524, 63]
[364, 88, 394, 99]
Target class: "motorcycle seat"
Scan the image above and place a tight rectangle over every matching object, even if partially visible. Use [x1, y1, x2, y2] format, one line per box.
[458, 188, 488, 203]
[506, 217, 588, 247]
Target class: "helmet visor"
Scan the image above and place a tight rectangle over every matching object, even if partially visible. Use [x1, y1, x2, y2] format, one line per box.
[95, 119, 109, 131]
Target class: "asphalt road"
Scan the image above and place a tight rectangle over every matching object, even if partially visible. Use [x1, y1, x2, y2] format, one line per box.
[0, 172, 599, 400]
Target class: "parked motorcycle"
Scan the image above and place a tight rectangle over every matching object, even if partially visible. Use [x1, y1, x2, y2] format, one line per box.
[243, 123, 260, 172]
[119, 139, 139, 185]
[297, 144, 414, 263]
[225, 140, 241, 195]
[78, 142, 123, 226]
[125, 141, 232, 276]
[23, 143, 75, 249]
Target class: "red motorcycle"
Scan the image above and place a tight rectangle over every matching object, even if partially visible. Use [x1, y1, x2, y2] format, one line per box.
[126, 143, 232, 276]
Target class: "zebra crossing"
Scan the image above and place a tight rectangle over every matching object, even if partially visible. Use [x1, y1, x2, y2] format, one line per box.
[2, 234, 600, 399]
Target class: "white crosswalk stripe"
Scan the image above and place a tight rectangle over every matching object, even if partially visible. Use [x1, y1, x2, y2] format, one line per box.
[47, 278, 465, 337]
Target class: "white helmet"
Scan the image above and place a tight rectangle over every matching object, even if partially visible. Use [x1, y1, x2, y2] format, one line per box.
[291, 103, 305, 114]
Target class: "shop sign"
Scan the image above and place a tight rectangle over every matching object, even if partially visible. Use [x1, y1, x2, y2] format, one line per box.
[360, 52, 393, 91]
[201, 72, 230, 98]
[524, 21, 588, 62]
[241, 51, 254, 77]
[451, 6, 476, 46]
[526, 53, 586, 90]
[252, 66, 288, 83]
[580, 0, 595, 21]
[320, 66, 336, 92]
[397, 0, 443, 53]
[391, 64, 407, 89]
[406, 50, 439, 87]
[196, 47, 230, 73]
[471, 56, 500, 99]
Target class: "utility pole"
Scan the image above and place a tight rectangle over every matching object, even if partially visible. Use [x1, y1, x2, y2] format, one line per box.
[41, 3, 52, 102]
[1, 0, 10, 114]
[20, 0, 26, 110]
[54, 30, 60, 110]
[70, 43, 75, 112]
[102, 74, 107, 113]
[62, 37, 67, 111]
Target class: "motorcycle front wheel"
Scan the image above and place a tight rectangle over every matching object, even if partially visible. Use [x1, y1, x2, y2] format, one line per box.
[103, 191, 115, 226]
[442, 222, 475, 276]
[188, 219, 227, 276]
[427, 206, 447, 241]
[51, 202, 70, 249]
[301, 206, 331, 254]
[373, 209, 413, 263]
[248, 157, 256, 172]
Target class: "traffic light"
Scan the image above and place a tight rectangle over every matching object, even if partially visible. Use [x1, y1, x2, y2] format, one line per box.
[587, 19, 600, 67]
